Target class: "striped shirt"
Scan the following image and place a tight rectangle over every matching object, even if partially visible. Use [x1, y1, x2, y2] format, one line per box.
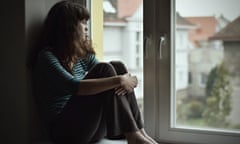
[34, 49, 98, 120]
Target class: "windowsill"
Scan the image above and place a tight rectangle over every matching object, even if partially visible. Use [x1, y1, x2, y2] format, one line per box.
[91, 138, 172, 144]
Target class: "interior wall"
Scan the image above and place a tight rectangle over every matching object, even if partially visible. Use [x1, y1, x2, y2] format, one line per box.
[0, 0, 86, 143]
[26, 0, 86, 143]
[0, 0, 28, 143]
[0, 0, 63, 143]
[25, 0, 63, 143]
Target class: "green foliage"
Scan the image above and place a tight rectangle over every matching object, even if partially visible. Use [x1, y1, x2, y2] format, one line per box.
[177, 99, 204, 122]
[203, 63, 232, 127]
[186, 100, 204, 119]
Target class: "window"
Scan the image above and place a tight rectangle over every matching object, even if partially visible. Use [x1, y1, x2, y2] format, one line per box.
[144, 0, 240, 144]
[102, 0, 144, 112]
[90, 0, 240, 143]
[199, 72, 207, 87]
[188, 71, 192, 84]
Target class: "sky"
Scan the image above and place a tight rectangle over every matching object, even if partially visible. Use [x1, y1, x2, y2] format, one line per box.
[176, 0, 240, 21]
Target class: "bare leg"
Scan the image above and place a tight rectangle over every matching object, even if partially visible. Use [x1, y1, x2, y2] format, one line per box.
[109, 61, 155, 144]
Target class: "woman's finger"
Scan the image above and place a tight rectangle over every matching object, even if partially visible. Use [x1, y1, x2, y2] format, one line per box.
[115, 87, 125, 95]
[116, 87, 130, 96]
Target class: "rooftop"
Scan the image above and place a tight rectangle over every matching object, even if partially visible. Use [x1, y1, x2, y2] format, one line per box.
[186, 16, 218, 46]
[210, 16, 240, 41]
[176, 12, 195, 26]
[104, 0, 142, 23]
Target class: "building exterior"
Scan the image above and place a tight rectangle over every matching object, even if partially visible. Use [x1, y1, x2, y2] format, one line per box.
[103, 0, 143, 101]
[210, 16, 240, 125]
[104, 0, 225, 99]
[175, 13, 196, 100]
[102, 1, 233, 119]
[103, 1, 197, 103]
[186, 16, 229, 98]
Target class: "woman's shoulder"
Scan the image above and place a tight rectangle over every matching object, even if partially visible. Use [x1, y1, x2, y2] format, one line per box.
[38, 47, 56, 59]
[37, 47, 59, 64]
[87, 54, 98, 61]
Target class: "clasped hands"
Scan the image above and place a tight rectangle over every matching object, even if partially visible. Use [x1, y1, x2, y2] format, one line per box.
[115, 73, 138, 96]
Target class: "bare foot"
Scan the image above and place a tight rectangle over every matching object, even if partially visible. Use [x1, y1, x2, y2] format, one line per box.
[140, 129, 158, 144]
[125, 130, 152, 144]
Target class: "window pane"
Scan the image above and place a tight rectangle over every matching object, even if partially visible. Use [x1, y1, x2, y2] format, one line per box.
[103, 0, 144, 114]
[175, 0, 240, 132]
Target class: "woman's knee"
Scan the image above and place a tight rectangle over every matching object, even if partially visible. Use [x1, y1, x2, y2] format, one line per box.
[94, 62, 117, 77]
[110, 61, 128, 75]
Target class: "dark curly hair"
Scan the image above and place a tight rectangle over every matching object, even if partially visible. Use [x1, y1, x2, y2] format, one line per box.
[31, 1, 95, 73]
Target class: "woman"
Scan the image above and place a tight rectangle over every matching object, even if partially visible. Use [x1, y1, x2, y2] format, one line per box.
[32, 1, 158, 144]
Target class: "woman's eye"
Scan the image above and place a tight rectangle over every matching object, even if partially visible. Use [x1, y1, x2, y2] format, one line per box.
[81, 20, 87, 25]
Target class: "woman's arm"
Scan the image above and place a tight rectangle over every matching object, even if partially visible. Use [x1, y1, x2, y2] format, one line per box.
[38, 50, 137, 96]
[76, 73, 138, 96]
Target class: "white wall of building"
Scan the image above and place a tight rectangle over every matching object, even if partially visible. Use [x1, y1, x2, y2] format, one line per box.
[175, 29, 191, 90]
[188, 42, 224, 97]
[103, 26, 126, 63]
[103, 3, 144, 99]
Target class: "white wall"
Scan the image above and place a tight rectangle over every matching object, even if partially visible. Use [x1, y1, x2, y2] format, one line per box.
[175, 29, 190, 90]
[103, 26, 125, 62]
[188, 44, 224, 97]
[103, 27, 123, 53]
[103, 3, 144, 99]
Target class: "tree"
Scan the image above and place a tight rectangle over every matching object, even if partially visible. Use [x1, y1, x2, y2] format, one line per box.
[203, 63, 232, 127]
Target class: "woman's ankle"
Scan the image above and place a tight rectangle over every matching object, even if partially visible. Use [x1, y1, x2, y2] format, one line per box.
[124, 130, 139, 139]
[124, 130, 152, 144]
[139, 128, 158, 144]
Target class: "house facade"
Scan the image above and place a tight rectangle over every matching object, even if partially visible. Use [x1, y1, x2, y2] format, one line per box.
[175, 13, 196, 100]
[210, 16, 240, 125]
[103, 0, 196, 102]
[103, 0, 144, 112]
[186, 16, 229, 98]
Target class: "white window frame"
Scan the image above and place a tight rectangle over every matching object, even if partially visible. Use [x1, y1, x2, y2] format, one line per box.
[144, 0, 240, 144]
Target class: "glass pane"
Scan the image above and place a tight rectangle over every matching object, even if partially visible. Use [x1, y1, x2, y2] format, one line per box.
[103, 0, 144, 114]
[174, 0, 240, 132]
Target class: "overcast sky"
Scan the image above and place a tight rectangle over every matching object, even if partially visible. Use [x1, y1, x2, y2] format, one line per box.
[176, 0, 240, 21]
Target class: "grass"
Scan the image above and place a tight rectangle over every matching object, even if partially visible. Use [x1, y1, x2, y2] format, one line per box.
[176, 118, 208, 128]
[177, 118, 240, 131]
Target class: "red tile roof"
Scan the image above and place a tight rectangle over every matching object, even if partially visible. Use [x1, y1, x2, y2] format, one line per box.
[176, 13, 195, 26]
[210, 16, 240, 41]
[118, 0, 142, 18]
[104, 0, 142, 23]
[186, 16, 217, 46]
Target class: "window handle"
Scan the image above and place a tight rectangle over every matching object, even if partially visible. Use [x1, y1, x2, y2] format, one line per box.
[144, 36, 151, 59]
[159, 34, 167, 59]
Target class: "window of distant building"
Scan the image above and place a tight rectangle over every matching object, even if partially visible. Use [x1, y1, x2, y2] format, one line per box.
[199, 72, 208, 87]
[188, 71, 192, 84]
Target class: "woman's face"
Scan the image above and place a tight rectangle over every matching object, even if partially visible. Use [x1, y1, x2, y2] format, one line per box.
[74, 19, 89, 57]
[79, 19, 88, 40]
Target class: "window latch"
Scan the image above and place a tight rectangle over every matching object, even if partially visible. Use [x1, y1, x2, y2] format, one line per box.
[144, 35, 151, 59]
[159, 34, 167, 59]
